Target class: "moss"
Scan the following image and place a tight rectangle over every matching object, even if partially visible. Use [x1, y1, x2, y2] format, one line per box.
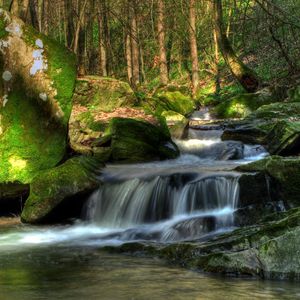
[0, 13, 9, 40]
[21, 156, 101, 224]
[214, 92, 274, 118]
[23, 26, 77, 126]
[155, 91, 195, 116]
[0, 88, 66, 183]
[109, 118, 179, 162]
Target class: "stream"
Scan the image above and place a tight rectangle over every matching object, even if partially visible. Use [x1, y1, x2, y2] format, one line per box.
[1, 109, 300, 299]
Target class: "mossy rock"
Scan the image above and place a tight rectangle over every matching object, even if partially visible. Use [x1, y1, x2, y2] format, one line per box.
[21, 156, 101, 224]
[69, 76, 159, 156]
[161, 110, 188, 139]
[108, 207, 300, 281]
[73, 76, 137, 112]
[154, 91, 195, 116]
[213, 89, 274, 119]
[0, 11, 76, 183]
[237, 156, 300, 208]
[109, 118, 179, 163]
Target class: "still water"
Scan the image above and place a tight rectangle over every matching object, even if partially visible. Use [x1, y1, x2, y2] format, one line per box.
[0, 222, 300, 300]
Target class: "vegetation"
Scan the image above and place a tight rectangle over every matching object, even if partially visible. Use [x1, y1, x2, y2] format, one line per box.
[1, 0, 300, 99]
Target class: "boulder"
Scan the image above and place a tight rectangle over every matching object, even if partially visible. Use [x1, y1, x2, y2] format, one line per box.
[213, 89, 274, 119]
[222, 102, 300, 155]
[0, 10, 76, 183]
[21, 156, 101, 224]
[109, 118, 179, 162]
[161, 110, 188, 139]
[69, 76, 158, 155]
[154, 90, 195, 116]
[237, 156, 300, 208]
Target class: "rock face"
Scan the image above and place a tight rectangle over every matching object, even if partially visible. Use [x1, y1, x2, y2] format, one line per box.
[237, 156, 300, 208]
[222, 102, 300, 156]
[0, 10, 76, 183]
[21, 156, 100, 224]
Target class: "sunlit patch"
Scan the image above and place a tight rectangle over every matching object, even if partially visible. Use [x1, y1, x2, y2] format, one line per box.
[30, 49, 48, 75]
[5, 21, 22, 37]
[39, 92, 47, 101]
[35, 39, 44, 49]
[9, 156, 27, 171]
[229, 103, 250, 117]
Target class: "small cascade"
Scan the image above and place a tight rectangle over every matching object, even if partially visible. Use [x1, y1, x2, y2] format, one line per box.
[84, 172, 240, 242]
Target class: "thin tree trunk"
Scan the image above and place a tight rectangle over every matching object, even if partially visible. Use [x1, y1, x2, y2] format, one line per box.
[98, 4, 108, 76]
[130, 1, 140, 87]
[157, 0, 168, 85]
[10, 0, 19, 16]
[29, 0, 40, 31]
[126, 32, 133, 84]
[213, 25, 221, 95]
[42, 0, 49, 34]
[189, 0, 200, 95]
[213, 0, 260, 92]
[73, 0, 88, 54]
[0, 0, 3, 8]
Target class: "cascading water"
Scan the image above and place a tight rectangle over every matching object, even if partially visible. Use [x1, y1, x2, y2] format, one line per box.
[81, 108, 267, 243]
[84, 172, 240, 242]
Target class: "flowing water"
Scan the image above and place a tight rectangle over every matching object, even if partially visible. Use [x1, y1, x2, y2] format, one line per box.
[1, 109, 297, 299]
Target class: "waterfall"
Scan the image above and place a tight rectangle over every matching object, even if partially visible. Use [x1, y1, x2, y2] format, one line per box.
[84, 172, 240, 242]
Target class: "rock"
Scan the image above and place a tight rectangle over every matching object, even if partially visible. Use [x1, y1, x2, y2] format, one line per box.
[219, 141, 244, 160]
[237, 156, 300, 208]
[222, 102, 300, 154]
[161, 110, 188, 139]
[264, 120, 300, 155]
[0, 182, 29, 216]
[154, 90, 195, 116]
[109, 118, 179, 162]
[21, 156, 101, 224]
[69, 76, 158, 155]
[106, 207, 300, 281]
[213, 89, 274, 119]
[0, 10, 76, 183]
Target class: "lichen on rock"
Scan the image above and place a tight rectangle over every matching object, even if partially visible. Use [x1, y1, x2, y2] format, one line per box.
[0, 10, 76, 183]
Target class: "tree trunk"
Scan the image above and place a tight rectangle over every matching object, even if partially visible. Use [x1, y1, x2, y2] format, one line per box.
[98, 5, 107, 76]
[42, 0, 49, 34]
[125, 32, 133, 84]
[73, 0, 88, 54]
[213, 17, 221, 95]
[189, 0, 200, 95]
[130, 1, 140, 87]
[157, 0, 168, 85]
[29, 0, 40, 31]
[213, 0, 259, 92]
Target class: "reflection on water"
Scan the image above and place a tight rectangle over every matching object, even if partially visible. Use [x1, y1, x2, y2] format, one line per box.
[0, 224, 299, 300]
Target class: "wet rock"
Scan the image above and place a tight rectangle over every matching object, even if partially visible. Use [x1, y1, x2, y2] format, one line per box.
[219, 141, 244, 160]
[161, 110, 188, 139]
[21, 156, 101, 224]
[237, 156, 300, 208]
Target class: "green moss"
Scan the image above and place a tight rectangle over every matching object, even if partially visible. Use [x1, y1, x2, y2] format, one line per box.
[21, 156, 101, 223]
[0, 13, 9, 40]
[214, 92, 274, 118]
[23, 25, 77, 125]
[0, 88, 66, 183]
[155, 91, 195, 116]
[109, 118, 179, 162]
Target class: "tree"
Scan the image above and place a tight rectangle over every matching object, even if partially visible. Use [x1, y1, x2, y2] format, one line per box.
[213, 0, 260, 92]
[189, 0, 200, 95]
[157, 0, 168, 85]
